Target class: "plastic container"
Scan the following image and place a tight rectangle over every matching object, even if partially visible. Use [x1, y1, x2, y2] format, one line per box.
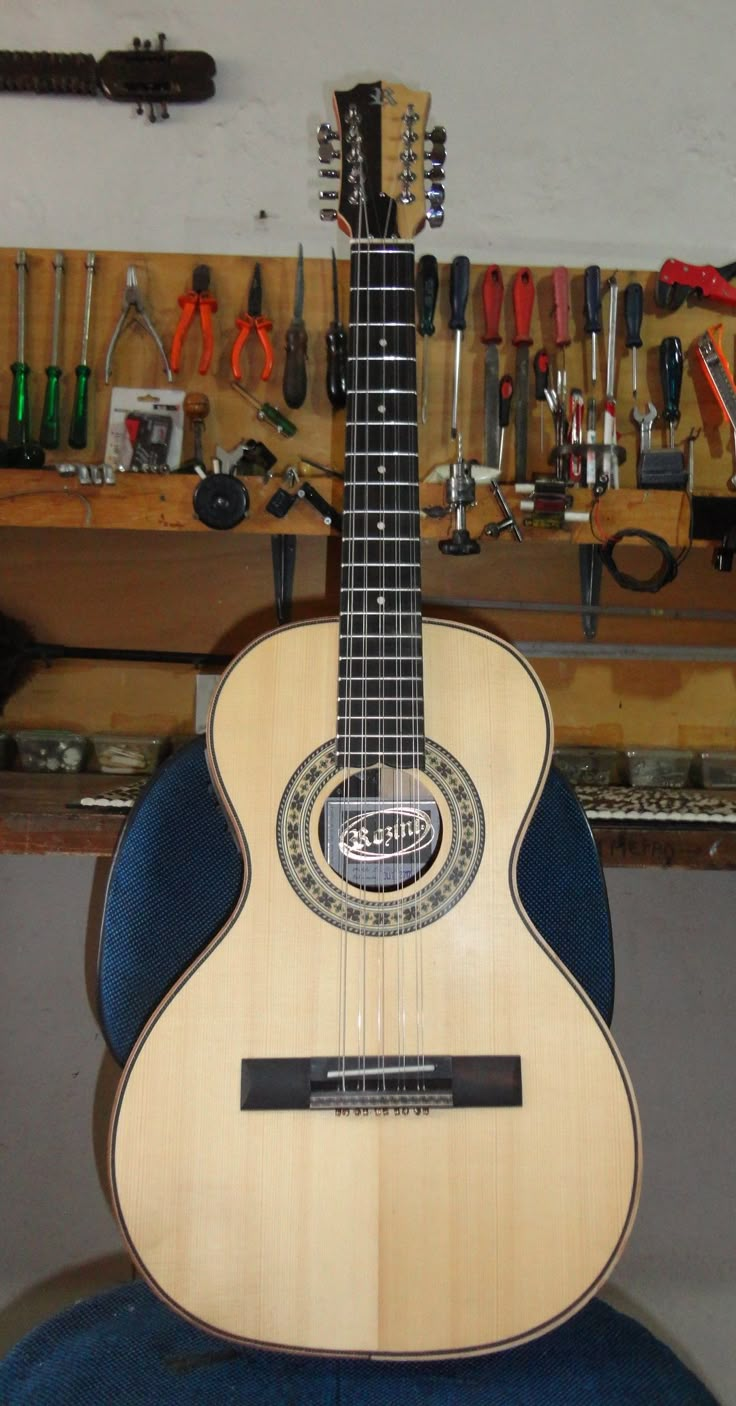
[14, 729, 88, 773]
[89, 734, 167, 775]
[699, 750, 736, 788]
[625, 748, 694, 788]
[553, 747, 625, 786]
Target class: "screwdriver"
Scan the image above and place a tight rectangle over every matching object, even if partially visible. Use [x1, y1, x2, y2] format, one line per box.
[325, 249, 347, 411]
[230, 380, 297, 437]
[533, 349, 550, 453]
[8, 250, 30, 450]
[498, 373, 514, 480]
[659, 336, 684, 447]
[40, 252, 65, 449]
[552, 267, 570, 381]
[449, 255, 470, 438]
[69, 252, 96, 449]
[417, 253, 439, 424]
[283, 243, 308, 409]
[583, 265, 602, 385]
[624, 282, 643, 400]
[512, 268, 535, 481]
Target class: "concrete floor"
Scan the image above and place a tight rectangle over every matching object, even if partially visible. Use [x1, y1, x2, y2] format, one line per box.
[0, 855, 733, 1402]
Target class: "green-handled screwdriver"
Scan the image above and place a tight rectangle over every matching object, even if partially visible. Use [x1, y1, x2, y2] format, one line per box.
[8, 250, 31, 449]
[40, 252, 65, 449]
[69, 252, 96, 449]
[417, 253, 439, 424]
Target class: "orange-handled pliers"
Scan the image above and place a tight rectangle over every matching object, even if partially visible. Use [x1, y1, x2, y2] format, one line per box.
[170, 264, 218, 375]
[231, 263, 273, 382]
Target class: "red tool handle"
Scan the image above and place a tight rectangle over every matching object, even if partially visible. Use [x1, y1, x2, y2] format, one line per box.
[170, 296, 197, 374]
[512, 268, 534, 347]
[659, 259, 736, 307]
[231, 318, 252, 381]
[197, 294, 218, 376]
[552, 266, 570, 348]
[481, 265, 504, 344]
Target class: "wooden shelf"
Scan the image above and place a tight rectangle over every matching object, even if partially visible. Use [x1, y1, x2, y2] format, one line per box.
[2, 772, 735, 867]
[0, 470, 705, 545]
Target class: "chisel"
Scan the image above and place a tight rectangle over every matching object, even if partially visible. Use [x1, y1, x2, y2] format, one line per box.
[512, 268, 534, 480]
[40, 252, 65, 449]
[481, 264, 503, 467]
[8, 250, 30, 449]
[69, 252, 96, 449]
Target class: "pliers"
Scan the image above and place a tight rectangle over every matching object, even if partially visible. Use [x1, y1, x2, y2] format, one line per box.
[105, 266, 173, 384]
[655, 257, 736, 311]
[231, 263, 273, 382]
[170, 264, 218, 375]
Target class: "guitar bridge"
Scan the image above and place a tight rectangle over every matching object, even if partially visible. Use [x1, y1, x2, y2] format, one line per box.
[240, 1055, 522, 1111]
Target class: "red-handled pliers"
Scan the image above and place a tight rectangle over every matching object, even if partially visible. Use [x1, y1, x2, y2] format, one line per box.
[170, 264, 218, 375]
[231, 263, 273, 382]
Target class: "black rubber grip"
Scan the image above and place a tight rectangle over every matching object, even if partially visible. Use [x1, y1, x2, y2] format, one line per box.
[417, 254, 439, 336]
[583, 266, 602, 335]
[449, 256, 470, 332]
[325, 324, 347, 409]
[283, 325, 308, 409]
[624, 283, 644, 348]
[659, 337, 684, 424]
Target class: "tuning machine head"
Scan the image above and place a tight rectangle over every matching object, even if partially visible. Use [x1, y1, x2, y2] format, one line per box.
[425, 124, 446, 228]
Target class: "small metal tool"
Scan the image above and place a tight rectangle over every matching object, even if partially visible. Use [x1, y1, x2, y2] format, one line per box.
[439, 433, 479, 554]
[40, 252, 65, 449]
[105, 265, 172, 384]
[69, 252, 96, 449]
[230, 380, 297, 437]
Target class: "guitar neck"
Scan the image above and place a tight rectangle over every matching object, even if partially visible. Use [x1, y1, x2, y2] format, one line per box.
[337, 240, 424, 771]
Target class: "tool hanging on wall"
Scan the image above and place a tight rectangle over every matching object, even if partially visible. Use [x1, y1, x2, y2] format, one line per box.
[697, 324, 736, 488]
[512, 268, 534, 481]
[583, 265, 602, 385]
[69, 252, 96, 450]
[105, 266, 172, 384]
[623, 282, 643, 399]
[655, 257, 736, 310]
[325, 249, 348, 411]
[498, 373, 513, 480]
[533, 349, 550, 454]
[179, 392, 210, 475]
[448, 255, 470, 440]
[480, 264, 503, 468]
[193, 456, 249, 530]
[39, 252, 65, 450]
[283, 244, 308, 409]
[634, 338, 686, 489]
[439, 434, 479, 555]
[602, 276, 619, 487]
[0, 35, 216, 121]
[552, 267, 570, 380]
[8, 250, 31, 453]
[171, 265, 217, 375]
[417, 253, 439, 425]
[231, 263, 273, 384]
[230, 381, 297, 438]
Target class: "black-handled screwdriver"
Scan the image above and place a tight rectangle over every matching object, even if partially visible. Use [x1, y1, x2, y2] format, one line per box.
[449, 255, 470, 438]
[583, 265, 602, 385]
[659, 336, 684, 447]
[533, 349, 550, 453]
[325, 249, 347, 410]
[283, 243, 308, 409]
[417, 253, 439, 424]
[498, 373, 514, 480]
[624, 283, 644, 400]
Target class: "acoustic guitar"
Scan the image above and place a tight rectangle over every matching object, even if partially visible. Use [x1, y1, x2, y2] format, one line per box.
[109, 80, 641, 1358]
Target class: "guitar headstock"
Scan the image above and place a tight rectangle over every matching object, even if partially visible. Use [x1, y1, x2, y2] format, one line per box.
[318, 81, 445, 240]
[98, 33, 216, 121]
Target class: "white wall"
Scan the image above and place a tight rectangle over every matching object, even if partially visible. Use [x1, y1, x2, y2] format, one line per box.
[3, 0, 734, 267]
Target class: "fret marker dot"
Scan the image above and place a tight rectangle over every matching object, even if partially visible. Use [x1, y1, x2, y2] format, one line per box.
[377, 595, 385, 605]
[377, 465, 386, 474]
[378, 404, 386, 414]
[379, 337, 387, 347]
[377, 521, 385, 530]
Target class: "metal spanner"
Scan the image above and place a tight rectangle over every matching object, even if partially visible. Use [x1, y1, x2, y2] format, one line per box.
[632, 401, 657, 455]
[105, 266, 172, 384]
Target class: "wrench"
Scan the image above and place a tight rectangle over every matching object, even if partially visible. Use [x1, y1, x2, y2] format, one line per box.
[632, 401, 657, 455]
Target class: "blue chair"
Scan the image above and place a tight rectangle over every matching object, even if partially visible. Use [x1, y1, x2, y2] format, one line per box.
[0, 739, 717, 1404]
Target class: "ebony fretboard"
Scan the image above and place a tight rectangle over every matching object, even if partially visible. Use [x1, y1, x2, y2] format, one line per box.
[337, 240, 424, 770]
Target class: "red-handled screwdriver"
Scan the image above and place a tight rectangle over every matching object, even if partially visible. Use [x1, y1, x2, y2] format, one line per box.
[498, 372, 514, 481]
[512, 269, 535, 480]
[533, 349, 550, 454]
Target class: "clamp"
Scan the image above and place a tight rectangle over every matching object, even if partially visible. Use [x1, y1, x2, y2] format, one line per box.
[170, 264, 217, 375]
[231, 263, 273, 382]
[105, 266, 172, 384]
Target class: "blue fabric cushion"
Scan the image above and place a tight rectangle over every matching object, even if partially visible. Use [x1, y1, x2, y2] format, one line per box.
[0, 1282, 717, 1405]
[98, 740, 613, 1064]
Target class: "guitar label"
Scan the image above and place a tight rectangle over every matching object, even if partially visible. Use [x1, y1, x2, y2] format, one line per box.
[338, 806, 435, 863]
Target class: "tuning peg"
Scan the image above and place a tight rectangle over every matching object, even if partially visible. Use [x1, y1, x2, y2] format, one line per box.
[318, 123, 338, 142]
[425, 163, 445, 180]
[319, 190, 339, 201]
[427, 183, 445, 205]
[425, 143, 446, 165]
[429, 125, 447, 144]
[320, 210, 338, 222]
[319, 142, 338, 164]
[427, 206, 444, 229]
[320, 170, 340, 179]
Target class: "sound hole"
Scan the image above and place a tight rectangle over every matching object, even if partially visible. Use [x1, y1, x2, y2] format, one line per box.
[319, 765, 442, 892]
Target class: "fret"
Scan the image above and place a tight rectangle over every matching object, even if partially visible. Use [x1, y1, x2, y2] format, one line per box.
[347, 388, 417, 396]
[351, 321, 414, 328]
[348, 354, 414, 363]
